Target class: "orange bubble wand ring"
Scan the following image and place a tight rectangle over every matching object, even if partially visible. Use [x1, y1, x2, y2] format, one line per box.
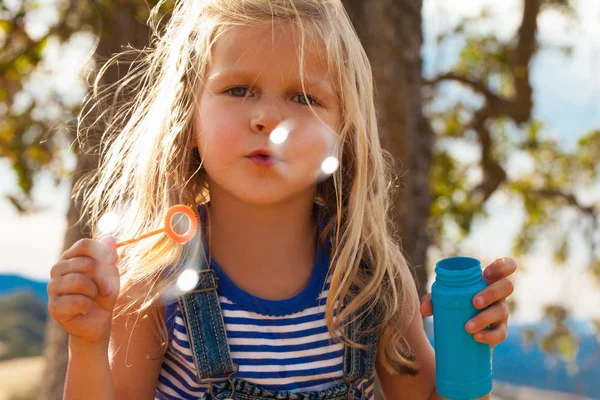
[96, 205, 199, 248]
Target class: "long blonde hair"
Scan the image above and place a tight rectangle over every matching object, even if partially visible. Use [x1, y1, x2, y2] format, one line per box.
[76, 0, 419, 375]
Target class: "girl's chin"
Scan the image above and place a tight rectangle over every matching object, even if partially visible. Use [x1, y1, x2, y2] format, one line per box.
[235, 192, 298, 207]
[229, 186, 317, 207]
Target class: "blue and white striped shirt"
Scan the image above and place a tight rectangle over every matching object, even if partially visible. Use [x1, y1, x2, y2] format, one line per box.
[155, 242, 374, 399]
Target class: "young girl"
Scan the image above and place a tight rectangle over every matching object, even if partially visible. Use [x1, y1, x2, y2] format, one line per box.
[47, 1, 516, 399]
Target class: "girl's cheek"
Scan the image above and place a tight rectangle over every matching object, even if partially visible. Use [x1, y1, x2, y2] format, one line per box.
[288, 129, 332, 168]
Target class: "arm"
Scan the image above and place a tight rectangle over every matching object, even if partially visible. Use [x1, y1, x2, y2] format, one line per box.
[375, 309, 434, 400]
[50, 238, 165, 400]
[65, 337, 116, 400]
[109, 283, 166, 399]
[376, 310, 491, 400]
[64, 281, 166, 400]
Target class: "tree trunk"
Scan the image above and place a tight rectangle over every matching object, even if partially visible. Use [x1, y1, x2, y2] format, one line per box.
[39, 5, 151, 399]
[342, 2, 432, 399]
[342, 0, 432, 296]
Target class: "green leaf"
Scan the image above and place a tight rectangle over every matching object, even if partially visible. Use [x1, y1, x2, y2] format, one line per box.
[0, 20, 11, 33]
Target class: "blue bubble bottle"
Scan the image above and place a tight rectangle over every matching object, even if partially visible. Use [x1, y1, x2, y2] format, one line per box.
[431, 256, 492, 400]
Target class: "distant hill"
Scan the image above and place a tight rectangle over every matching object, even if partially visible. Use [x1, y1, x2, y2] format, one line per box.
[0, 274, 48, 303]
[0, 275, 49, 361]
[0, 291, 47, 361]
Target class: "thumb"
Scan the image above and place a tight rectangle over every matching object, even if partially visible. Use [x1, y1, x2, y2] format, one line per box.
[419, 293, 433, 317]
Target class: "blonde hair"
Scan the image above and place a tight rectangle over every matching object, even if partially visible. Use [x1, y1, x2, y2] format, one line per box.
[76, 0, 419, 375]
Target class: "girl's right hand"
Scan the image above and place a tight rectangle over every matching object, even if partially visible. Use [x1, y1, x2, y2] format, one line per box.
[47, 236, 121, 345]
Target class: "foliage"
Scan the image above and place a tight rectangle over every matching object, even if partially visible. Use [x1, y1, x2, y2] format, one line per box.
[0, 0, 88, 211]
[426, 0, 599, 367]
[0, 0, 173, 212]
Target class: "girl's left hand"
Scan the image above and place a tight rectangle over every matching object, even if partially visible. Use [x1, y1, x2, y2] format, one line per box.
[420, 257, 517, 347]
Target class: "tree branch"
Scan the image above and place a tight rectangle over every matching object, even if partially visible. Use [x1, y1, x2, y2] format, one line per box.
[527, 188, 596, 217]
[427, 0, 540, 124]
[469, 105, 508, 204]
[508, 0, 540, 123]
[432, 1, 543, 208]
[425, 72, 509, 108]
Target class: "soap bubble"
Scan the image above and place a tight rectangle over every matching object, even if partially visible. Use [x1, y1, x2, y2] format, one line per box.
[320, 156, 339, 175]
[177, 268, 200, 292]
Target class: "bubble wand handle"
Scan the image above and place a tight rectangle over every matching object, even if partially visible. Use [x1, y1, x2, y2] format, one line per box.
[114, 229, 164, 248]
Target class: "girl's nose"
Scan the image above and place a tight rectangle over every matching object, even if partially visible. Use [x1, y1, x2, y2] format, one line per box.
[250, 100, 282, 134]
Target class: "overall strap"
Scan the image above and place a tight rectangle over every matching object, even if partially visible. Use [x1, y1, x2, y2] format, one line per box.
[343, 300, 380, 382]
[177, 254, 237, 381]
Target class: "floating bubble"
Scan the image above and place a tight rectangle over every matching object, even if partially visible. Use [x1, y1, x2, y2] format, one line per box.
[97, 212, 120, 235]
[177, 268, 199, 292]
[270, 125, 289, 144]
[321, 156, 339, 175]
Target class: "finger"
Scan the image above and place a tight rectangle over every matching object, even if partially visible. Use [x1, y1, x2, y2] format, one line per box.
[50, 256, 95, 279]
[482, 257, 517, 284]
[47, 273, 99, 299]
[51, 257, 112, 297]
[465, 301, 510, 334]
[48, 294, 94, 321]
[473, 278, 514, 309]
[62, 238, 118, 267]
[473, 320, 508, 346]
[420, 293, 432, 317]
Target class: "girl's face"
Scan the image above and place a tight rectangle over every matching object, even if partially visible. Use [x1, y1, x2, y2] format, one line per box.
[194, 24, 341, 207]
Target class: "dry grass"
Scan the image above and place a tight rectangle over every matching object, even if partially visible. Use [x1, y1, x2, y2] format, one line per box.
[0, 356, 43, 400]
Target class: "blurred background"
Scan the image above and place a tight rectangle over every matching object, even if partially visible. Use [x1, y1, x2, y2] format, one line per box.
[0, 0, 598, 399]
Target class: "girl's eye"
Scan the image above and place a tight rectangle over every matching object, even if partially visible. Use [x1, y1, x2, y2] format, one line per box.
[227, 87, 252, 97]
[294, 93, 320, 106]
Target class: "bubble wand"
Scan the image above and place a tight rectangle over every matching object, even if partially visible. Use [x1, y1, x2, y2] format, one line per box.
[96, 204, 199, 248]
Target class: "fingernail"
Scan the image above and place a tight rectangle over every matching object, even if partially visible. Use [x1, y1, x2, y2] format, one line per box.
[484, 268, 492, 278]
[475, 296, 484, 308]
[466, 321, 476, 332]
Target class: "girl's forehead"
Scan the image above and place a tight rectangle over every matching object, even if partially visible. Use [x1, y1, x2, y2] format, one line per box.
[208, 24, 331, 81]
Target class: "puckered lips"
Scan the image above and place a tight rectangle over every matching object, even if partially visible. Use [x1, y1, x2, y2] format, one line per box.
[245, 148, 280, 167]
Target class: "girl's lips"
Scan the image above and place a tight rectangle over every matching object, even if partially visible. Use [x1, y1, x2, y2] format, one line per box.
[246, 154, 278, 167]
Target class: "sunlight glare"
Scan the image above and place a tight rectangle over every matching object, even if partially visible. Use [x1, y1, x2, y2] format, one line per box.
[270, 125, 289, 144]
[177, 269, 199, 292]
[321, 156, 339, 175]
[97, 212, 120, 235]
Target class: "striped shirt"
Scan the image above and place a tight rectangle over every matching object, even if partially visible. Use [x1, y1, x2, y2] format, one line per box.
[155, 241, 374, 399]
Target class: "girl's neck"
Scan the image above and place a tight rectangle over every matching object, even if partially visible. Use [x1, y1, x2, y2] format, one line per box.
[203, 189, 318, 300]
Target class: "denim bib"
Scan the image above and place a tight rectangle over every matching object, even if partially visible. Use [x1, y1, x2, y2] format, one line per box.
[176, 258, 379, 400]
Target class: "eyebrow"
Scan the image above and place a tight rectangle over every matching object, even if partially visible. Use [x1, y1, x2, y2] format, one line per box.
[207, 69, 335, 95]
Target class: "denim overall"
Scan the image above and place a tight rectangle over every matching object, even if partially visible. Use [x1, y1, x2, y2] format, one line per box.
[175, 254, 379, 400]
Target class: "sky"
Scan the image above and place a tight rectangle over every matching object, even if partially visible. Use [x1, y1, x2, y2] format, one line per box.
[0, 0, 599, 323]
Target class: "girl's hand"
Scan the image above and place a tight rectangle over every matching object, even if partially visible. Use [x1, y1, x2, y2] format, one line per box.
[47, 237, 121, 346]
[420, 257, 517, 347]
